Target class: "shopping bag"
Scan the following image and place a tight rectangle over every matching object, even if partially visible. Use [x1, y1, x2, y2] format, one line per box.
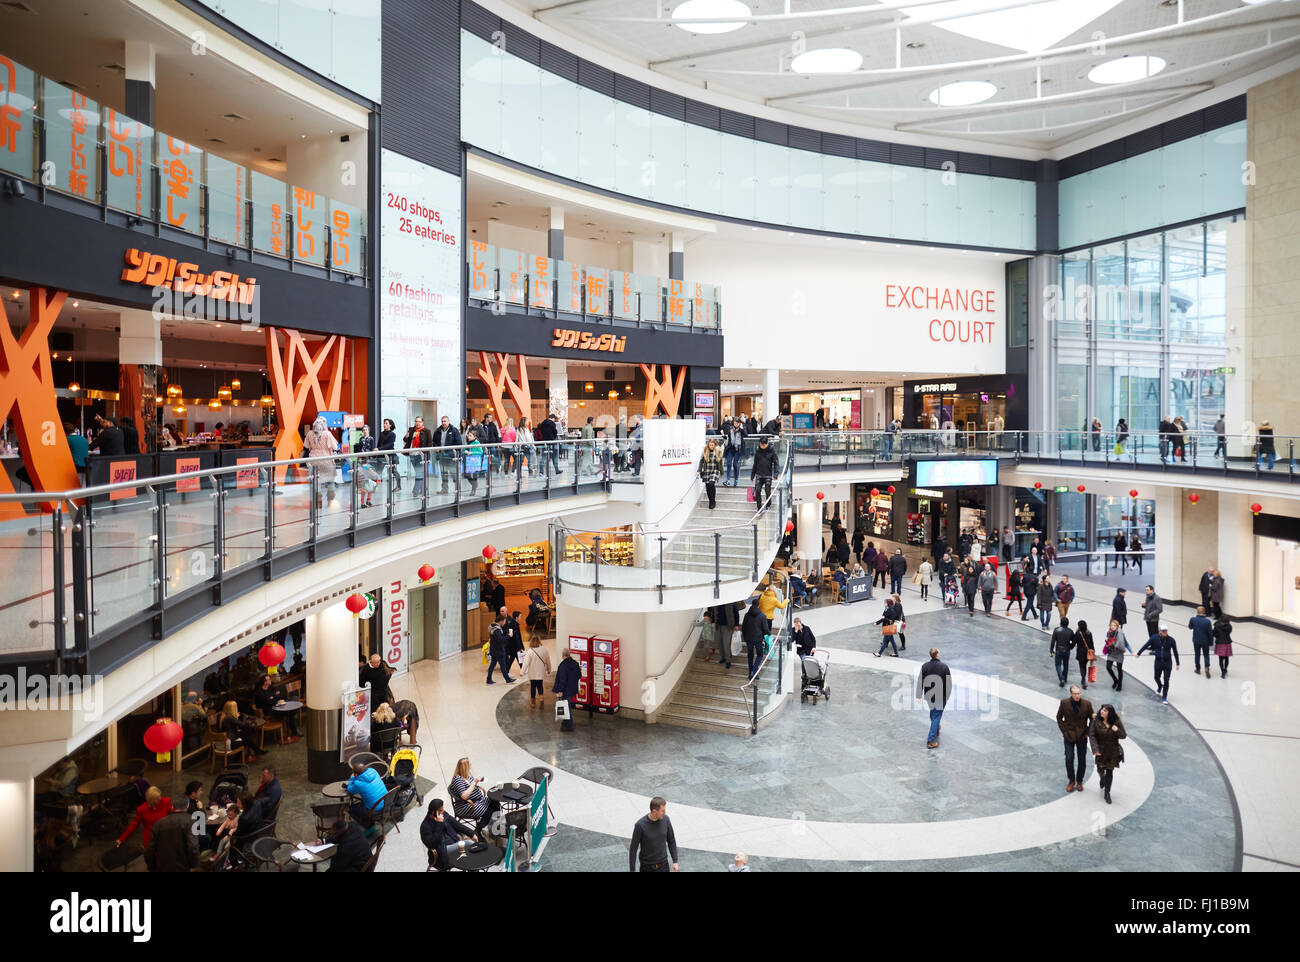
[1114, 443, 1122, 455]
[731, 631, 744, 658]
[911, 572, 922, 584]
[746, 486, 756, 502]
[555, 699, 571, 721]
[1087, 664, 1098, 684]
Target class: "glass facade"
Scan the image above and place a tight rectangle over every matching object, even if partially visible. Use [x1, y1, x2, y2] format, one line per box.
[1050, 217, 1235, 443]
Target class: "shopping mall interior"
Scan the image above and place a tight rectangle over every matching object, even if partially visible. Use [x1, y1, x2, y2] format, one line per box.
[0, 0, 1298, 907]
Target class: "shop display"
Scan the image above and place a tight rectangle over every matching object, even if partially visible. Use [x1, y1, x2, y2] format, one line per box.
[563, 537, 633, 566]
[500, 544, 546, 576]
[907, 513, 925, 545]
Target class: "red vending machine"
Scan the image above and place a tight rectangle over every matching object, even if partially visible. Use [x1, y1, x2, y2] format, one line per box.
[589, 635, 621, 714]
[568, 634, 592, 709]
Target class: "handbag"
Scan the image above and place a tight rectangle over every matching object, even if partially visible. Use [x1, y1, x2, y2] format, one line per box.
[1087, 664, 1098, 684]
[882, 623, 898, 636]
[554, 699, 571, 721]
[1086, 648, 1097, 662]
[746, 486, 756, 502]
[911, 572, 922, 584]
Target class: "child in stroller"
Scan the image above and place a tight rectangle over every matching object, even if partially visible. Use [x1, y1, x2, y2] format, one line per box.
[800, 649, 830, 704]
[942, 572, 960, 607]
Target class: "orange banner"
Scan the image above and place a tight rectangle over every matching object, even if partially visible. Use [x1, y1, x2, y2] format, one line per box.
[108, 461, 138, 500]
[236, 456, 259, 489]
[176, 457, 201, 493]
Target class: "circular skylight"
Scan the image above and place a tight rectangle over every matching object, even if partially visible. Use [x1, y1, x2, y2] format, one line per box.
[671, 0, 751, 35]
[791, 48, 863, 74]
[928, 81, 997, 107]
[1088, 55, 1166, 85]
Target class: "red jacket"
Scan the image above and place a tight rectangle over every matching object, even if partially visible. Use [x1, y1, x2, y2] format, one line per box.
[118, 797, 174, 848]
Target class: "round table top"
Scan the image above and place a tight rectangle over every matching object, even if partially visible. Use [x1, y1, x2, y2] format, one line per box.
[76, 775, 122, 795]
[451, 843, 504, 871]
[487, 782, 534, 806]
[290, 843, 338, 865]
[320, 781, 351, 799]
[272, 700, 303, 712]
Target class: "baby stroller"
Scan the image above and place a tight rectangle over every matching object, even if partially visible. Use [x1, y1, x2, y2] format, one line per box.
[800, 649, 830, 704]
[942, 573, 960, 607]
[389, 744, 423, 817]
[210, 767, 248, 809]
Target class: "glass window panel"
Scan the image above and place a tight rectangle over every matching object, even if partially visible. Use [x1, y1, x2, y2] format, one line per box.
[577, 88, 616, 191]
[279, 0, 333, 83]
[1203, 122, 1247, 217]
[1121, 148, 1160, 237]
[498, 248, 526, 305]
[539, 70, 579, 179]
[467, 240, 496, 301]
[614, 101, 651, 200]
[1097, 348, 1161, 436]
[0, 54, 37, 179]
[328, 197, 364, 274]
[527, 252, 553, 310]
[612, 270, 637, 319]
[41, 79, 99, 201]
[206, 154, 247, 246]
[650, 111, 685, 208]
[857, 161, 893, 237]
[958, 171, 991, 249]
[890, 164, 923, 241]
[1056, 491, 1087, 552]
[1056, 353, 1088, 445]
[1160, 139, 1203, 230]
[104, 108, 153, 216]
[556, 259, 583, 314]
[1088, 164, 1124, 243]
[1094, 242, 1126, 340]
[1126, 232, 1162, 342]
[988, 177, 1026, 250]
[924, 167, 959, 244]
[160, 134, 201, 232]
[215, 0, 279, 46]
[683, 123, 721, 213]
[1057, 251, 1090, 338]
[788, 147, 822, 230]
[460, 33, 503, 154]
[585, 266, 610, 317]
[1007, 259, 1028, 348]
[719, 132, 755, 222]
[330, 0, 381, 101]
[500, 55, 541, 171]
[292, 184, 325, 265]
[639, 273, 663, 323]
[823, 154, 856, 235]
[250, 169, 289, 256]
[754, 140, 789, 225]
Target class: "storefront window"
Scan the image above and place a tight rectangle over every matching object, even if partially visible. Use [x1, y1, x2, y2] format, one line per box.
[1059, 251, 1090, 339]
[1256, 537, 1300, 628]
[1095, 495, 1154, 547]
[1057, 353, 1088, 446]
[1097, 348, 1161, 438]
[1126, 232, 1163, 343]
[1057, 491, 1087, 551]
[1013, 487, 1046, 557]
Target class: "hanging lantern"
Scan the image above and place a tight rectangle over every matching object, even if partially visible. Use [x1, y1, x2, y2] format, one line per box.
[208, 398, 222, 410]
[482, 545, 497, 561]
[1251, 502, 1263, 516]
[870, 488, 879, 497]
[217, 384, 233, 400]
[417, 563, 436, 583]
[258, 641, 286, 675]
[345, 593, 368, 617]
[1129, 489, 1139, 498]
[67, 381, 81, 392]
[784, 521, 794, 534]
[887, 485, 896, 495]
[166, 383, 183, 397]
[142, 718, 184, 765]
[815, 491, 824, 501]
[260, 395, 275, 407]
[1077, 485, 1086, 492]
[231, 378, 241, 391]
[1033, 482, 1042, 490]
[1187, 492, 1200, 504]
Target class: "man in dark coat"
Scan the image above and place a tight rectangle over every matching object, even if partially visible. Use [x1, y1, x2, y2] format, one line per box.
[359, 653, 391, 706]
[144, 797, 198, 872]
[791, 617, 816, 657]
[431, 415, 461, 495]
[749, 437, 778, 509]
[1136, 624, 1180, 703]
[536, 414, 561, 475]
[486, 614, 513, 684]
[488, 577, 506, 614]
[1111, 587, 1128, 627]
[1056, 685, 1094, 794]
[917, 648, 952, 749]
[1197, 566, 1216, 612]
[553, 648, 580, 731]
[118, 416, 140, 454]
[500, 606, 524, 670]
[90, 416, 125, 456]
[742, 598, 767, 679]
[888, 549, 908, 596]
[325, 819, 371, 872]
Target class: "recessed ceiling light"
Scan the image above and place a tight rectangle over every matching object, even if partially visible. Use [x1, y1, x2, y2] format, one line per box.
[791, 48, 863, 74]
[1088, 55, 1166, 85]
[905, 40, 925, 50]
[929, 80, 997, 106]
[72, 300, 78, 307]
[671, 0, 750, 35]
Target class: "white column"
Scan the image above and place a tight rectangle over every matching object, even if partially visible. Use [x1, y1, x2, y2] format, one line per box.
[1217, 492, 1257, 617]
[119, 310, 161, 365]
[548, 359, 568, 431]
[1154, 486, 1182, 602]
[1224, 220, 1252, 456]
[762, 368, 780, 424]
[796, 502, 821, 561]
[0, 779, 34, 872]
[304, 600, 359, 782]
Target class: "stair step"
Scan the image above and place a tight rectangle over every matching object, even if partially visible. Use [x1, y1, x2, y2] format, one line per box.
[668, 696, 752, 719]
[655, 710, 752, 734]
[677, 682, 749, 702]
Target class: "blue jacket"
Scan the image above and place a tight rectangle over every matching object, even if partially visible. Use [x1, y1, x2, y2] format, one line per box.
[345, 765, 386, 812]
[1138, 633, 1180, 665]
[1188, 615, 1213, 648]
[553, 656, 580, 699]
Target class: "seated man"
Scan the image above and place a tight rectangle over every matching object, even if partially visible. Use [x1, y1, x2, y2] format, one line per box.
[325, 819, 371, 873]
[419, 798, 479, 871]
[344, 759, 386, 825]
[179, 691, 207, 753]
[232, 793, 267, 849]
[253, 765, 282, 816]
[253, 674, 300, 741]
[788, 573, 812, 608]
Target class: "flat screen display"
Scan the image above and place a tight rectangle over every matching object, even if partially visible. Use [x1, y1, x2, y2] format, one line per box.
[914, 459, 998, 488]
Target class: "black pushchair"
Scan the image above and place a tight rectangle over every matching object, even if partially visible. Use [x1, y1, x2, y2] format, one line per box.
[800, 649, 830, 703]
[388, 744, 423, 817]
[210, 767, 248, 808]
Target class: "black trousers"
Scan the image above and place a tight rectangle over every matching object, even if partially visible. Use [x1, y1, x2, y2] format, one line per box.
[639, 859, 671, 873]
[1063, 737, 1088, 783]
[965, 591, 976, 613]
[1153, 658, 1173, 698]
[1098, 767, 1116, 793]
[981, 588, 994, 613]
[752, 477, 771, 508]
[704, 481, 717, 509]
[1194, 642, 1212, 671]
[1106, 660, 1125, 688]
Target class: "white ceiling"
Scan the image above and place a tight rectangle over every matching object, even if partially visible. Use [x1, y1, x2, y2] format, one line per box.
[511, 0, 1300, 150]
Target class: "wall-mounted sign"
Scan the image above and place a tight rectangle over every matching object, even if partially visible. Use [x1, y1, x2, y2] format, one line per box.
[108, 460, 137, 500]
[386, 579, 408, 676]
[911, 487, 945, 498]
[235, 456, 259, 489]
[121, 248, 258, 305]
[693, 391, 715, 410]
[551, 329, 627, 353]
[913, 382, 958, 393]
[914, 459, 998, 487]
[176, 456, 201, 493]
[1054, 485, 1070, 493]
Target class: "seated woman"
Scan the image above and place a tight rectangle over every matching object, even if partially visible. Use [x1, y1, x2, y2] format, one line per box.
[448, 756, 500, 834]
[833, 565, 850, 587]
[370, 702, 402, 753]
[220, 700, 264, 761]
[788, 573, 816, 608]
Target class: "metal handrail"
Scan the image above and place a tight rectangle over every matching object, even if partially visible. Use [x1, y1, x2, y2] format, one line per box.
[644, 616, 708, 685]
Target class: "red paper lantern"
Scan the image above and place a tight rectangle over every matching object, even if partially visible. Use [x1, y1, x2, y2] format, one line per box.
[417, 564, 436, 583]
[815, 491, 824, 501]
[870, 488, 879, 497]
[1251, 502, 1263, 516]
[1077, 485, 1086, 492]
[1129, 489, 1139, 498]
[482, 545, 496, 561]
[1033, 482, 1042, 490]
[887, 485, 896, 495]
[345, 593, 368, 616]
[143, 718, 183, 764]
[784, 521, 794, 534]
[257, 641, 286, 671]
[1187, 492, 1200, 504]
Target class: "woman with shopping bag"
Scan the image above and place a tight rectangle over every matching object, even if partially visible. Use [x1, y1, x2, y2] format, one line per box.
[463, 429, 486, 494]
[1073, 620, 1097, 689]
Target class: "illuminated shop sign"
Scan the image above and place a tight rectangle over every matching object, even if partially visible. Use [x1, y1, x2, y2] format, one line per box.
[915, 459, 998, 487]
[550, 328, 627, 353]
[120, 248, 258, 304]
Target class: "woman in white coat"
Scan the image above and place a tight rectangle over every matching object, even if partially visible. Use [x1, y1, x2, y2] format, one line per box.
[521, 637, 552, 709]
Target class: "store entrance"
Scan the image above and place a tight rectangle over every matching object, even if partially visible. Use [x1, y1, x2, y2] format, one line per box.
[408, 584, 439, 664]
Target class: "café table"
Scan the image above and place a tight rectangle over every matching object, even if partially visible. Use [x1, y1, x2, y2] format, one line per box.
[289, 842, 337, 872]
[272, 700, 303, 713]
[450, 843, 504, 872]
[320, 781, 351, 799]
[487, 782, 534, 812]
[75, 774, 123, 797]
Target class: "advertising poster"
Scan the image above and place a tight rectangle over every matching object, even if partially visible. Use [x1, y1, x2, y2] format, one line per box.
[176, 456, 201, 493]
[339, 685, 371, 764]
[466, 577, 479, 611]
[108, 460, 137, 500]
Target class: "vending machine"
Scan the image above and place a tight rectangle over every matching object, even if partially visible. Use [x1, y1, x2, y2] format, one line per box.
[589, 635, 621, 714]
[568, 634, 592, 708]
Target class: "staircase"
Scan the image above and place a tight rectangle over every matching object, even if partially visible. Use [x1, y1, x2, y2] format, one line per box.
[654, 631, 785, 735]
[656, 484, 770, 581]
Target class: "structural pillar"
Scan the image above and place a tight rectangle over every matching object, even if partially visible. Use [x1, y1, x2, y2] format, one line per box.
[1154, 487, 1183, 603]
[1217, 492, 1256, 618]
[762, 368, 780, 424]
[124, 41, 155, 128]
[119, 311, 161, 453]
[0, 778, 34, 872]
[548, 206, 564, 260]
[304, 601, 359, 783]
[796, 502, 820, 562]
[669, 231, 684, 281]
[548, 359, 569, 431]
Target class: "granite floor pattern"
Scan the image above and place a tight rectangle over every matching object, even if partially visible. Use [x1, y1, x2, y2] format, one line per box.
[513, 606, 1238, 872]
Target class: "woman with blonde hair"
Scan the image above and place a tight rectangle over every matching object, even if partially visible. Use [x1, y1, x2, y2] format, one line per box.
[698, 437, 723, 509]
[221, 699, 263, 760]
[501, 417, 518, 475]
[521, 636, 553, 708]
[448, 756, 499, 832]
[116, 785, 173, 850]
[370, 701, 400, 752]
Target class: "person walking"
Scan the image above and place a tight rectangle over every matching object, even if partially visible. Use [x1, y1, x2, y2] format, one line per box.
[749, 436, 778, 510]
[1115, 417, 1129, 454]
[499, 418, 517, 475]
[1089, 704, 1126, 805]
[1158, 415, 1174, 464]
[1140, 585, 1163, 641]
[553, 648, 580, 731]
[1256, 420, 1276, 471]
[1213, 616, 1234, 678]
[304, 415, 340, 509]
[1005, 567, 1024, 615]
[1053, 574, 1075, 620]
[698, 438, 723, 509]
[1056, 684, 1094, 794]
[536, 413, 562, 476]
[1050, 617, 1075, 688]
[1111, 586, 1128, 628]
[978, 562, 998, 616]
[873, 600, 900, 657]
[1212, 413, 1227, 460]
[377, 418, 399, 491]
[1103, 618, 1134, 691]
[1001, 526, 1014, 564]
[521, 637, 552, 709]
[791, 617, 816, 658]
[1136, 624, 1180, 704]
[962, 562, 979, 618]
[873, 548, 890, 589]
[516, 417, 536, 476]
[888, 548, 908, 597]
[1171, 416, 1188, 462]
[628, 797, 679, 873]
[1113, 531, 1129, 572]
[1197, 565, 1216, 612]
[916, 648, 952, 750]
[1036, 575, 1055, 629]
[742, 597, 767, 679]
[1209, 569, 1225, 620]
[1188, 606, 1215, 677]
[485, 613, 515, 685]
[1090, 417, 1102, 452]
[1128, 533, 1143, 575]
[917, 557, 934, 601]
[1073, 619, 1096, 690]
[723, 418, 744, 486]
[1021, 565, 1039, 622]
[402, 416, 433, 498]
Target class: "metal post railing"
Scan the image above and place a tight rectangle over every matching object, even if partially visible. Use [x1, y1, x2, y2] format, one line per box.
[593, 534, 601, 604]
[51, 503, 66, 665]
[714, 531, 721, 600]
[657, 535, 666, 604]
[752, 523, 759, 582]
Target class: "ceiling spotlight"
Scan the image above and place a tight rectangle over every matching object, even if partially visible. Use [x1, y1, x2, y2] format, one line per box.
[67, 381, 80, 392]
[1088, 55, 1166, 85]
[904, 41, 925, 49]
[72, 300, 79, 307]
[671, 0, 750, 35]
[928, 81, 997, 106]
[791, 48, 863, 74]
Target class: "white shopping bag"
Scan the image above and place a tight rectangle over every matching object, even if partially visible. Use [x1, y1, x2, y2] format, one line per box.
[731, 630, 744, 658]
[555, 699, 571, 721]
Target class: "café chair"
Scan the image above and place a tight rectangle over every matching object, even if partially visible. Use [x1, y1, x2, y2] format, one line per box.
[373, 726, 402, 761]
[829, 580, 843, 604]
[517, 766, 557, 838]
[208, 730, 245, 773]
[249, 836, 294, 872]
[362, 834, 386, 873]
[252, 708, 284, 750]
[99, 845, 142, 871]
[110, 758, 148, 779]
[312, 801, 350, 838]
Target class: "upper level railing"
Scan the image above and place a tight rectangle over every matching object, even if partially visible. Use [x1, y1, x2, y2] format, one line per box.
[467, 240, 720, 330]
[0, 52, 366, 276]
[787, 429, 1300, 482]
[0, 437, 631, 676]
